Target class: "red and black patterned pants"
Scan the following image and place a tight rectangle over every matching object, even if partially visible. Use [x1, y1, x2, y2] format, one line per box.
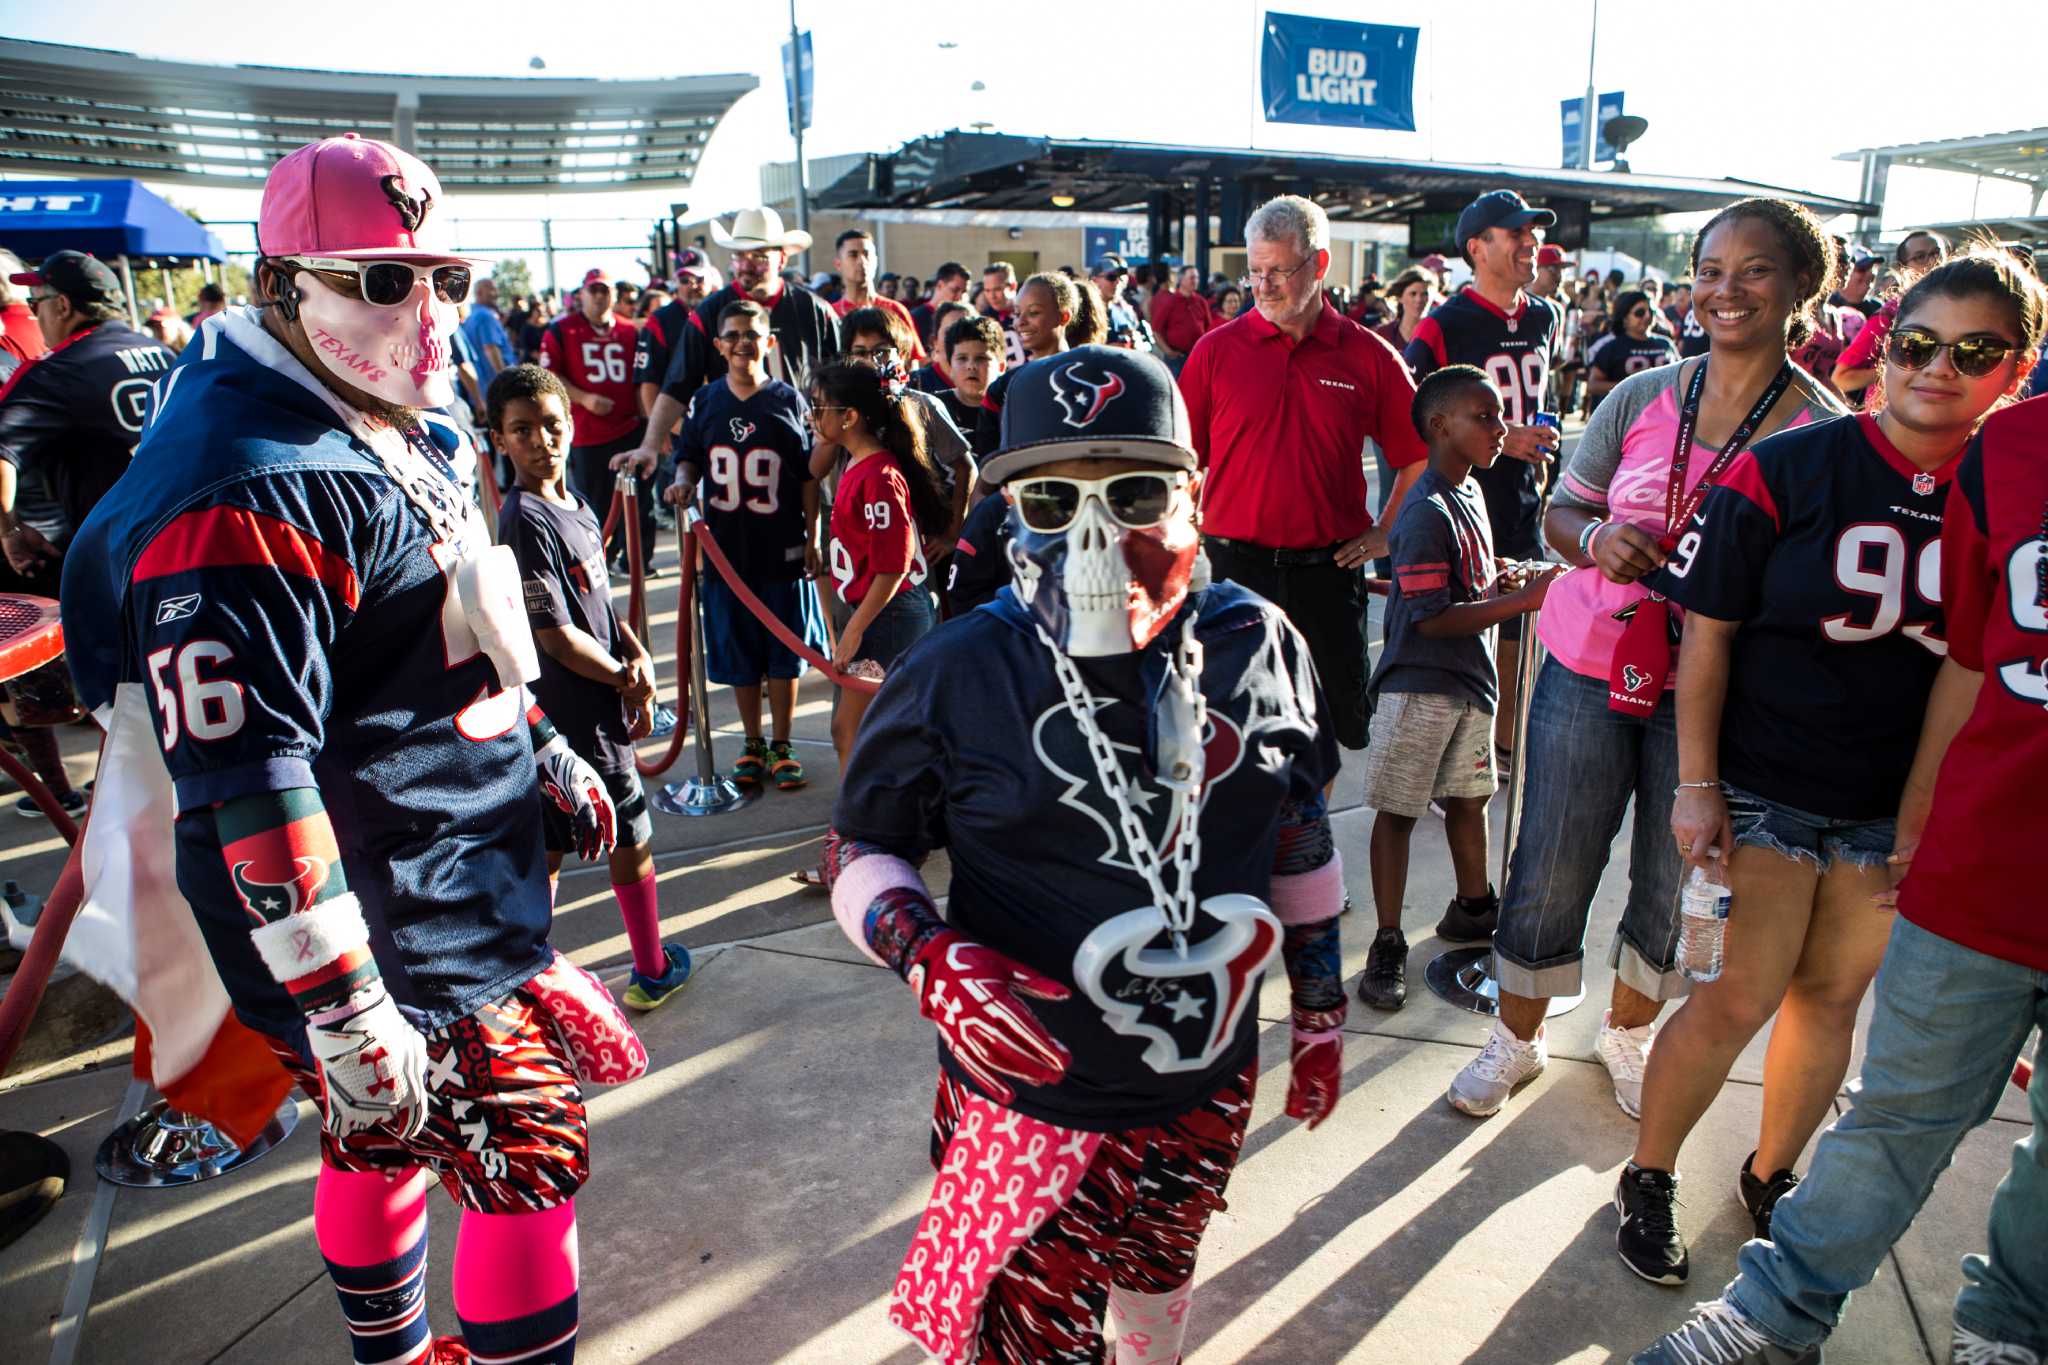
[930, 1063, 1257, 1365]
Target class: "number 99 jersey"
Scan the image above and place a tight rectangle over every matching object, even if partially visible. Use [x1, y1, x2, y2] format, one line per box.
[1405, 288, 1560, 557]
[829, 451, 928, 606]
[678, 377, 815, 582]
[1651, 412, 1955, 820]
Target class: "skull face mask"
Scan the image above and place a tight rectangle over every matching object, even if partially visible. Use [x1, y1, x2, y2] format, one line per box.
[293, 269, 457, 410]
[1005, 471, 1200, 657]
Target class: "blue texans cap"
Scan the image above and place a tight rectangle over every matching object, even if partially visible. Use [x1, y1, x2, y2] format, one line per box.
[981, 345, 1195, 484]
[1454, 190, 1557, 260]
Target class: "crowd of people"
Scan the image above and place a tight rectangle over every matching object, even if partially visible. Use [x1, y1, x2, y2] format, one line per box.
[1, 124, 2044, 1365]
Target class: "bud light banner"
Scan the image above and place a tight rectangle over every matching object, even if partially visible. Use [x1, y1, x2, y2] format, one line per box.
[1260, 12, 1418, 131]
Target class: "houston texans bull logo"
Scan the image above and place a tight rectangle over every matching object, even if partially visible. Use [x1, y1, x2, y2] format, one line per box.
[381, 175, 433, 234]
[729, 417, 757, 443]
[1048, 361, 1126, 429]
[229, 855, 332, 928]
[1621, 664, 1652, 693]
[1034, 695, 1276, 1072]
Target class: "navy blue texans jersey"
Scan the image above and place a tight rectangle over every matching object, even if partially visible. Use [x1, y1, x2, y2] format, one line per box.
[678, 378, 814, 583]
[1652, 412, 1953, 819]
[1406, 288, 1561, 557]
[834, 582, 1338, 1130]
[1593, 333, 1680, 381]
[61, 313, 552, 1044]
[944, 491, 1011, 616]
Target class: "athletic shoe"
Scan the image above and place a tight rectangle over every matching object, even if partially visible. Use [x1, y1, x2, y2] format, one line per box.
[1952, 1326, 2041, 1364]
[1595, 1010, 1655, 1119]
[1615, 1163, 1689, 1285]
[622, 944, 693, 1012]
[1738, 1152, 1802, 1240]
[768, 740, 807, 790]
[14, 789, 86, 820]
[731, 737, 769, 788]
[429, 1336, 471, 1364]
[647, 703, 678, 740]
[1447, 1018, 1547, 1117]
[1434, 889, 1499, 945]
[1357, 927, 1408, 1010]
[1629, 1300, 1820, 1363]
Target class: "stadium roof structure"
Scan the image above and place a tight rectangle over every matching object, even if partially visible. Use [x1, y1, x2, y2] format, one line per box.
[815, 131, 1877, 227]
[0, 40, 758, 193]
[1837, 127, 2048, 209]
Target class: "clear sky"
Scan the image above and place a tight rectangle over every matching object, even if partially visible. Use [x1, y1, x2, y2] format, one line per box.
[6, 0, 2042, 284]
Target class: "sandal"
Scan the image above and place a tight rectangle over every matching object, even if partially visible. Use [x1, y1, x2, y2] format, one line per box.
[769, 740, 807, 791]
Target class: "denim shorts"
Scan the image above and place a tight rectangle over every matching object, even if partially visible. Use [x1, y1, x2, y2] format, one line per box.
[852, 584, 936, 672]
[1722, 784, 1895, 873]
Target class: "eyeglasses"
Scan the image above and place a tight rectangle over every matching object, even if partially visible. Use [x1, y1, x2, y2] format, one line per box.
[1011, 473, 1180, 533]
[25, 293, 57, 309]
[847, 345, 898, 362]
[278, 255, 471, 307]
[1239, 258, 1314, 291]
[1629, 307, 1652, 318]
[1884, 327, 2016, 379]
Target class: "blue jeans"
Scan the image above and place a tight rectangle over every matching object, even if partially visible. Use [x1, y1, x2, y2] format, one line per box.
[1490, 658, 1690, 1001]
[1727, 916, 2048, 1352]
[1724, 783, 1896, 874]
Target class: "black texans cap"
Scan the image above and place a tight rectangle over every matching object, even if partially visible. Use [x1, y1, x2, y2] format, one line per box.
[9, 249, 124, 308]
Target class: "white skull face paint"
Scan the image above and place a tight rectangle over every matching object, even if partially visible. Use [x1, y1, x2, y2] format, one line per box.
[294, 269, 456, 409]
[1058, 496, 1133, 657]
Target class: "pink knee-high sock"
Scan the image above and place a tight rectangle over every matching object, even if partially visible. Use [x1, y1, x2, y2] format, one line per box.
[613, 873, 665, 978]
[314, 1165, 435, 1365]
[453, 1201, 580, 1363]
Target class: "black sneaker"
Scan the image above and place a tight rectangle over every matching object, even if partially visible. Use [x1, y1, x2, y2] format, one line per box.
[14, 789, 86, 820]
[1615, 1163, 1688, 1285]
[1435, 888, 1500, 945]
[1357, 928, 1408, 1011]
[1738, 1151, 1801, 1239]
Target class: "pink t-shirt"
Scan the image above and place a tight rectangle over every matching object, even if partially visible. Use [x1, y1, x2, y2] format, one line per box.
[1538, 362, 1840, 680]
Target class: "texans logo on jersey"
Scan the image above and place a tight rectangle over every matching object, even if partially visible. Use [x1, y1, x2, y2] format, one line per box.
[1072, 893, 1280, 1073]
[1030, 694, 1244, 873]
[729, 417, 756, 443]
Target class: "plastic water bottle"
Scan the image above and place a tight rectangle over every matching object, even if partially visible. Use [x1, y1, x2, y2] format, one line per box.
[1677, 866, 1731, 982]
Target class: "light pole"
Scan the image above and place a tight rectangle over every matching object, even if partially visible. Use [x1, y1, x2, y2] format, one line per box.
[1581, 0, 1600, 170]
[788, 0, 812, 276]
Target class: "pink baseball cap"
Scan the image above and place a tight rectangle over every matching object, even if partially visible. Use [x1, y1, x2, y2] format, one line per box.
[259, 132, 462, 262]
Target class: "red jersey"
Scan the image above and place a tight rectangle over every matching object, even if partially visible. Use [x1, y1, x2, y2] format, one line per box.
[1898, 397, 2048, 972]
[833, 294, 927, 363]
[1180, 301, 1427, 548]
[829, 452, 927, 605]
[539, 312, 642, 446]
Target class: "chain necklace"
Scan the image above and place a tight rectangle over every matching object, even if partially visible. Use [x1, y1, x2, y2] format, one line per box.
[1034, 613, 1207, 952]
[357, 420, 483, 553]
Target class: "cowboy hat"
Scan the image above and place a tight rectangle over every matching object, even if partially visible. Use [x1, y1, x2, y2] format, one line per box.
[709, 206, 813, 253]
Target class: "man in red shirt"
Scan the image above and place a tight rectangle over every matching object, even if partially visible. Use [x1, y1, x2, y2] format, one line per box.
[1180, 194, 1427, 753]
[1150, 265, 1215, 374]
[542, 267, 652, 569]
[830, 229, 924, 363]
[0, 251, 47, 370]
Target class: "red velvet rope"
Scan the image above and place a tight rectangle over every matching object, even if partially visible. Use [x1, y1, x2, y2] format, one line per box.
[687, 523, 881, 695]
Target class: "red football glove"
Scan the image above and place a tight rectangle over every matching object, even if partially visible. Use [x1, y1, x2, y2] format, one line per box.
[536, 734, 616, 862]
[1286, 1027, 1343, 1129]
[907, 930, 1073, 1103]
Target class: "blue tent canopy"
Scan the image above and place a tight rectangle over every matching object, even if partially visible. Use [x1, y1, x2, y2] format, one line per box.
[0, 179, 225, 262]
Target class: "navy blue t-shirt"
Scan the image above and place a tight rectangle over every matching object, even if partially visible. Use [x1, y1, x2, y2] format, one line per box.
[499, 487, 634, 776]
[1371, 467, 1500, 711]
[62, 316, 552, 1042]
[834, 584, 1338, 1130]
[1593, 332, 1681, 381]
[678, 378, 814, 583]
[1651, 412, 1954, 818]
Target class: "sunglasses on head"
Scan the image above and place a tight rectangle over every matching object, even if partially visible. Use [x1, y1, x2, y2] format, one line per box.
[1884, 327, 2016, 378]
[1011, 472, 1180, 533]
[280, 255, 472, 307]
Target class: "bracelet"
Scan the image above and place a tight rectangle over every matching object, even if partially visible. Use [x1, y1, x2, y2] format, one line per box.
[1673, 780, 1722, 793]
[1577, 519, 1606, 559]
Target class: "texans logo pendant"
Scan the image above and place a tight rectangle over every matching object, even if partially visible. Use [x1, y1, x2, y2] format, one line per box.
[1911, 471, 1935, 496]
[1071, 894, 1280, 1074]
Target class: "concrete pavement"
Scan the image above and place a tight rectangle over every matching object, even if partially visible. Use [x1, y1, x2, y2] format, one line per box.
[0, 560, 2030, 1363]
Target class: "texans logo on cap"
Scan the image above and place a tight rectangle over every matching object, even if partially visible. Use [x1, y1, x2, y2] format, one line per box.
[1049, 362, 1126, 429]
[380, 175, 432, 234]
[730, 418, 757, 443]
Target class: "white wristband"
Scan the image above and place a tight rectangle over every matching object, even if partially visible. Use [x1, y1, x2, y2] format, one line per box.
[249, 893, 370, 985]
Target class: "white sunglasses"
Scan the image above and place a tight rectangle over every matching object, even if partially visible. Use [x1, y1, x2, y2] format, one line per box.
[279, 255, 472, 307]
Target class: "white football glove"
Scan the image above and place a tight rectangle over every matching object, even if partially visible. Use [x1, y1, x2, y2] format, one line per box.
[305, 981, 432, 1140]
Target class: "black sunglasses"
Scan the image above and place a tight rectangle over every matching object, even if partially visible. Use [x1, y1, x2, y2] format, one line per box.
[1885, 328, 2015, 379]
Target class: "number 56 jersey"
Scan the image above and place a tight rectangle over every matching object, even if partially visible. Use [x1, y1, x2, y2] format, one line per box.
[1651, 411, 1954, 820]
[61, 313, 552, 1045]
[678, 377, 814, 582]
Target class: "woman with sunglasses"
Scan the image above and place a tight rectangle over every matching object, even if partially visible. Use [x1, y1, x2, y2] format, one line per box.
[1615, 246, 2042, 1289]
[812, 361, 952, 762]
[1587, 288, 1680, 410]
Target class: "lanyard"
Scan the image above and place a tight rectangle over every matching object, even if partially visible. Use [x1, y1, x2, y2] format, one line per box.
[1666, 357, 1795, 536]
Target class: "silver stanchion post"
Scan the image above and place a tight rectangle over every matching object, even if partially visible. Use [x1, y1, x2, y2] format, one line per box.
[95, 1094, 298, 1188]
[1424, 602, 1585, 1018]
[653, 511, 753, 816]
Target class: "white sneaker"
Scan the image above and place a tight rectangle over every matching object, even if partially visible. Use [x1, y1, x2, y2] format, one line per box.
[1595, 1010, 1655, 1119]
[1448, 1019, 1547, 1117]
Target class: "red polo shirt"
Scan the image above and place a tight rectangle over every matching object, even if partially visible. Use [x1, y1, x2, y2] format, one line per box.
[1181, 301, 1426, 548]
[1151, 290, 1215, 355]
